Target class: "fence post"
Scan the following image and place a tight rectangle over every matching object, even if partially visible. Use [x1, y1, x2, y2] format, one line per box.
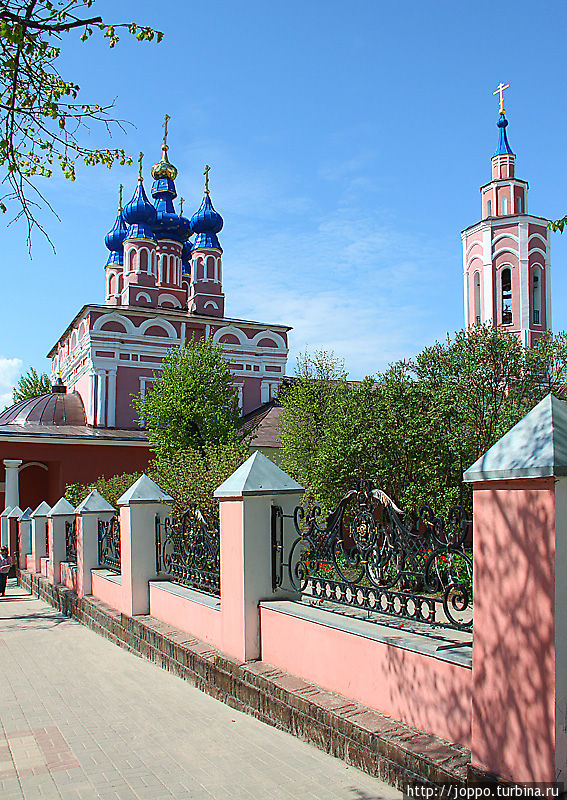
[30, 501, 51, 573]
[75, 490, 116, 598]
[7, 507, 22, 575]
[17, 508, 33, 568]
[214, 451, 303, 662]
[463, 393, 567, 783]
[0, 506, 11, 548]
[47, 497, 75, 586]
[117, 475, 173, 616]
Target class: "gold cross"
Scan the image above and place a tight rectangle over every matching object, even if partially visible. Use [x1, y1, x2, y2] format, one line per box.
[204, 164, 211, 195]
[119, 183, 123, 211]
[138, 152, 144, 180]
[163, 114, 170, 148]
[179, 196, 184, 215]
[493, 82, 509, 115]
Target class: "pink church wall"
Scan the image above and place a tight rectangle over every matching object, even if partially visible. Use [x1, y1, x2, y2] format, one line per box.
[471, 478, 556, 781]
[259, 606, 472, 748]
[148, 584, 221, 646]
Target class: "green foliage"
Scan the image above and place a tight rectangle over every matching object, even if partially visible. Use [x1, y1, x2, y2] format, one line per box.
[12, 366, 51, 402]
[150, 442, 248, 525]
[280, 328, 567, 517]
[133, 337, 241, 460]
[64, 442, 248, 525]
[65, 472, 141, 509]
[0, 0, 163, 246]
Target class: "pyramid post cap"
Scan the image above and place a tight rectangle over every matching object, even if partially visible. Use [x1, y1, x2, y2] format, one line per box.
[463, 394, 567, 482]
[7, 506, 23, 519]
[30, 501, 52, 517]
[214, 451, 304, 498]
[18, 507, 33, 521]
[1, 506, 13, 518]
[117, 474, 173, 505]
[75, 489, 116, 514]
[47, 497, 76, 517]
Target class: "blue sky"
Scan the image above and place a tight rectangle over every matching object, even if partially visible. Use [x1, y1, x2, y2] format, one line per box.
[2, 0, 567, 406]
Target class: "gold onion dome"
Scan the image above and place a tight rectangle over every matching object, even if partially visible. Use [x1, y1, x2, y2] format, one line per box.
[151, 145, 178, 181]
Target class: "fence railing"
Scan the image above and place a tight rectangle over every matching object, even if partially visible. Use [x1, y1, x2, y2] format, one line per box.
[155, 506, 220, 596]
[98, 516, 121, 573]
[272, 480, 472, 631]
[65, 519, 77, 565]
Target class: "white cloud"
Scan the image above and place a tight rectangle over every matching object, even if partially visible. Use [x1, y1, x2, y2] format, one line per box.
[0, 357, 23, 411]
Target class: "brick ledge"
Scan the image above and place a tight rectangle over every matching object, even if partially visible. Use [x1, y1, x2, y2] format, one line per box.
[18, 569, 471, 789]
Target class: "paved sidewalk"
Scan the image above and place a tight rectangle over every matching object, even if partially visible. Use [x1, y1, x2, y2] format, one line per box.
[0, 579, 401, 800]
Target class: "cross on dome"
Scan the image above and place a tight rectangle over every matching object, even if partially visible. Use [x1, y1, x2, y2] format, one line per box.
[204, 164, 211, 195]
[493, 82, 509, 116]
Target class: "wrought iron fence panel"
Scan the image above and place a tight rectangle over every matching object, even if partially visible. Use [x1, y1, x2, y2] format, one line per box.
[273, 479, 472, 631]
[65, 519, 77, 565]
[155, 505, 220, 596]
[98, 516, 121, 573]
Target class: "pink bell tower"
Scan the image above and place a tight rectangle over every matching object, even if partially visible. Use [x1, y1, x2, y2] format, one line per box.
[462, 84, 551, 346]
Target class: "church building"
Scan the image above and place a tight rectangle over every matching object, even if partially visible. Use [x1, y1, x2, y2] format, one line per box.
[462, 84, 552, 344]
[49, 127, 290, 430]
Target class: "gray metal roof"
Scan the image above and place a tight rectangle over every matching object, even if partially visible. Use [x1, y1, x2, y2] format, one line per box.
[214, 451, 303, 497]
[75, 490, 115, 514]
[463, 394, 567, 482]
[117, 474, 173, 505]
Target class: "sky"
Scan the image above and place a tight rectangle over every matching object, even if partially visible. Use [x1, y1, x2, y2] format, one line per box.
[2, 0, 567, 407]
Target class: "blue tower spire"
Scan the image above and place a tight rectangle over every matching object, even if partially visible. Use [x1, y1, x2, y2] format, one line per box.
[494, 114, 514, 156]
[105, 185, 127, 265]
[190, 166, 223, 251]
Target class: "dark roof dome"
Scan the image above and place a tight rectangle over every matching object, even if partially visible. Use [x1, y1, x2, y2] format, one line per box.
[0, 385, 87, 427]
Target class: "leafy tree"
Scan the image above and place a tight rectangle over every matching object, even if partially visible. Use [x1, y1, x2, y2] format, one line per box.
[279, 328, 567, 517]
[0, 0, 163, 246]
[12, 365, 51, 402]
[133, 337, 241, 460]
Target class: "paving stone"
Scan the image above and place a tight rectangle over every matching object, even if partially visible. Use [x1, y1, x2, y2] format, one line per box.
[0, 578, 401, 799]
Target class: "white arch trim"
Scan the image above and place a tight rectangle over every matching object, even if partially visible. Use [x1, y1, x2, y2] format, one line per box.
[158, 293, 182, 309]
[93, 313, 136, 334]
[139, 317, 178, 337]
[135, 291, 152, 303]
[204, 301, 219, 310]
[19, 461, 48, 473]
[251, 330, 287, 349]
[528, 247, 547, 258]
[492, 232, 519, 247]
[466, 241, 483, 258]
[467, 255, 483, 269]
[212, 325, 247, 346]
[493, 248, 520, 261]
[528, 234, 547, 248]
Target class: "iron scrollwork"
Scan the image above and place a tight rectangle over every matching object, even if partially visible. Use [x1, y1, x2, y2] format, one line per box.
[155, 505, 220, 596]
[65, 519, 77, 564]
[281, 480, 472, 630]
[98, 516, 121, 573]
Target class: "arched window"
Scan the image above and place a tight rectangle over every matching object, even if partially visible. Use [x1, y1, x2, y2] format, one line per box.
[139, 249, 148, 272]
[473, 272, 481, 325]
[128, 249, 136, 274]
[533, 267, 542, 325]
[502, 268, 512, 325]
[108, 273, 115, 297]
[501, 196, 508, 215]
[487, 199, 492, 217]
[516, 194, 523, 213]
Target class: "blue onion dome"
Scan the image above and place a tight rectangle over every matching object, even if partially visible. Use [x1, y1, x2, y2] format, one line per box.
[123, 179, 157, 240]
[182, 239, 193, 273]
[190, 194, 224, 251]
[104, 207, 127, 266]
[494, 114, 514, 156]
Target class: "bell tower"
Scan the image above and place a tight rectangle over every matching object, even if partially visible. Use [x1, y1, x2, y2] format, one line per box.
[462, 84, 551, 346]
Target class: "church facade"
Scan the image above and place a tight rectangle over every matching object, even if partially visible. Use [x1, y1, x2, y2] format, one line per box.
[49, 136, 290, 429]
[462, 89, 552, 345]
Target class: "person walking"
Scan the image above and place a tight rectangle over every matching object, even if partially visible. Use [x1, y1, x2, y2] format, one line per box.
[0, 547, 11, 597]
